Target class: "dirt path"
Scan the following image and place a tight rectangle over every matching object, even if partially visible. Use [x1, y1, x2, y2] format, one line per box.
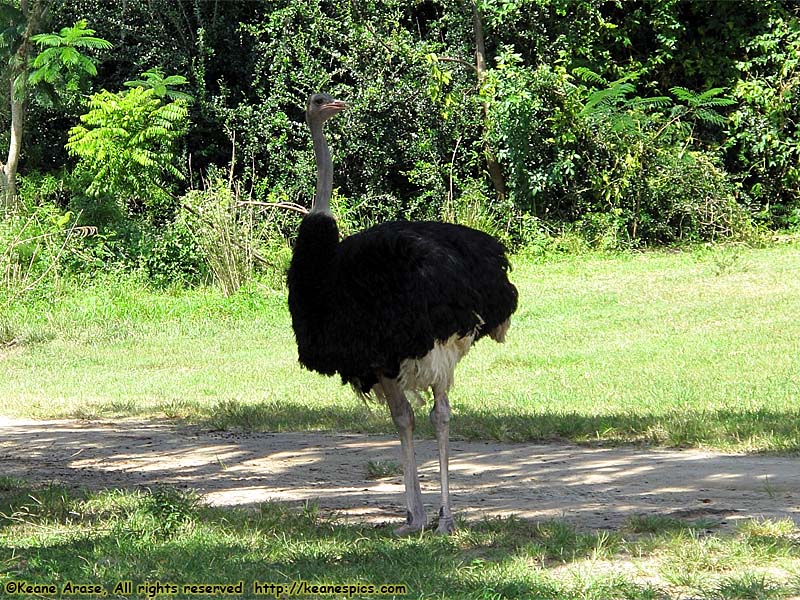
[1, 417, 797, 531]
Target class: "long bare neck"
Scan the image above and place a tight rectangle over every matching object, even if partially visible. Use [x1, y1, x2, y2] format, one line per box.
[309, 120, 332, 215]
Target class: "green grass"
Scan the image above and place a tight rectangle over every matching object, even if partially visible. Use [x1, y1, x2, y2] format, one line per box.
[2, 481, 800, 600]
[2, 243, 800, 450]
[4, 243, 800, 598]
[366, 460, 403, 479]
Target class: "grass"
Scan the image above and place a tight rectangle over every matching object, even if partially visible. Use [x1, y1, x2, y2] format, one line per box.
[3, 242, 800, 598]
[1, 481, 800, 600]
[2, 243, 800, 451]
[366, 460, 403, 479]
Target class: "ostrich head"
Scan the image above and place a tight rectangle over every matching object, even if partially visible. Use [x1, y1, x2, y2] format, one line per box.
[306, 93, 347, 127]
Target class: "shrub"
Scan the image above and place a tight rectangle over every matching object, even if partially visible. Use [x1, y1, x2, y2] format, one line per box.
[181, 178, 293, 295]
[0, 200, 96, 343]
[641, 150, 754, 243]
[726, 15, 800, 228]
[1, 204, 75, 296]
[66, 86, 189, 217]
[136, 219, 205, 287]
[485, 59, 753, 245]
[485, 61, 585, 220]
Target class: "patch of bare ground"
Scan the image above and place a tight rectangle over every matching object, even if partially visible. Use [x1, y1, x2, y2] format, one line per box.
[1, 417, 798, 530]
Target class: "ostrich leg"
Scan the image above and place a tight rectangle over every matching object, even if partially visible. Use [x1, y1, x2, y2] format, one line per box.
[431, 386, 455, 534]
[381, 377, 427, 535]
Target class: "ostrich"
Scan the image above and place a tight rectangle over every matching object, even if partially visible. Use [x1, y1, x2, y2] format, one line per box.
[287, 93, 518, 535]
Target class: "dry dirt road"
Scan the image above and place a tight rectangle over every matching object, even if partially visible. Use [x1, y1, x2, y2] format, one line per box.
[1, 417, 798, 531]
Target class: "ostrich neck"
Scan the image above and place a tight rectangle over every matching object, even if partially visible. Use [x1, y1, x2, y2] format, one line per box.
[310, 121, 333, 215]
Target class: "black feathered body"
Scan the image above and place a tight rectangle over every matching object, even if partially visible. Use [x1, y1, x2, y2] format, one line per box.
[287, 213, 518, 396]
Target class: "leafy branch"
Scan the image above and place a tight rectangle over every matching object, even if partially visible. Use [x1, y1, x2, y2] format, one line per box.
[29, 19, 112, 91]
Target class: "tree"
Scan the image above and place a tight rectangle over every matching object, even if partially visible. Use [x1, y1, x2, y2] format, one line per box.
[124, 67, 193, 102]
[0, 7, 110, 210]
[0, 0, 46, 209]
[472, 1, 505, 202]
[28, 19, 112, 97]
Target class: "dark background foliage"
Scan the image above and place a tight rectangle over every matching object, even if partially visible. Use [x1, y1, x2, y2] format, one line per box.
[3, 0, 799, 286]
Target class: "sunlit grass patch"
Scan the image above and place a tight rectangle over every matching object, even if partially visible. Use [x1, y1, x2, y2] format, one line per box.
[2, 243, 800, 451]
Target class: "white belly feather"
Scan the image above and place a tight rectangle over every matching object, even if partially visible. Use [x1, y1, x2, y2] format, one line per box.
[365, 333, 475, 405]
[355, 316, 511, 406]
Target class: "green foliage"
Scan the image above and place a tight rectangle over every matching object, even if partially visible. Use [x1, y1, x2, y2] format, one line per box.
[181, 175, 293, 294]
[29, 19, 112, 94]
[66, 86, 189, 211]
[5, 477, 800, 600]
[0, 187, 95, 340]
[124, 67, 193, 101]
[0, 4, 25, 56]
[424, 52, 457, 120]
[485, 57, 750, 244]
[639, 150, 753, 243]
[0, 207, 65, 293]
[132, 487, 200, 540]
[181, 179, 259, 296]
[136, 219, 205, 287]
[1, 0, 797, 283]
[13, 168, 202, 289]
[726, 14, 800, 228]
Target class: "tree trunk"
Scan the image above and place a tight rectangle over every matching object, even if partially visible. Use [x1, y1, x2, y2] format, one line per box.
[2, 80, 25, 208]
[1, 0, 46, 211]
[472, 1, 506, 203]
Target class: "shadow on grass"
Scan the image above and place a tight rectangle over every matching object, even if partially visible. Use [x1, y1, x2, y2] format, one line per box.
[198, 399, 800, 452]
[452, 406, 800, 451]
[0, 486, 660, 600]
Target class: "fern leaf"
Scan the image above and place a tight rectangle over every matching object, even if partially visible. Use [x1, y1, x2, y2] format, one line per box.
[670, 86, 697, 102]
[696, 87, 726, 102]
[582, 82, 635, 115]
[32, 47, 59, 67]
[696, 108, 726, 126]
[61, 46, 80, 66]
[73, 36, 113, 50]
[628, 95, 672, 109]
[573, 67, 607, 85]
[30, 33, 64, 47]
[699, 96, 736, 108]
[161, 75, 189, 87]
[28, 67, 46, 86]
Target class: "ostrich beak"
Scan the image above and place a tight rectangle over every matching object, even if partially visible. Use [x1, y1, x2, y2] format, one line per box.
[321, 99, 348, 116]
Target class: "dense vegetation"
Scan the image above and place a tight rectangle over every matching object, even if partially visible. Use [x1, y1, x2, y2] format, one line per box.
[1, 0, 799, 298]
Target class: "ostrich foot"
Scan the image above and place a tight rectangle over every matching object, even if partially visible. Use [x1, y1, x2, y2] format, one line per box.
[393, 510, 426, 536]
[435, 517, 455, 535]
[435, 507, 456, 535]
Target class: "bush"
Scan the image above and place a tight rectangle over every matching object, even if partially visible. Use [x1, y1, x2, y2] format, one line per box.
[726, 15, 800, 228]
[485, 61, 585, 220]
[17, 171, 74, 210]
[66, 86, 189, 219]
[1, 204, 77, 297]
[485, 59, 754, 245]
[181, 178, 293, 295]
[136, 219, 205, 287]
[642, 150, 754, 243]
[181, 181, 252, 296]
[0, 200, 95, 342]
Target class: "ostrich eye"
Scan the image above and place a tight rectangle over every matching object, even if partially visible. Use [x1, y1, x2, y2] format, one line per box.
[315, 97, 323, 105]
